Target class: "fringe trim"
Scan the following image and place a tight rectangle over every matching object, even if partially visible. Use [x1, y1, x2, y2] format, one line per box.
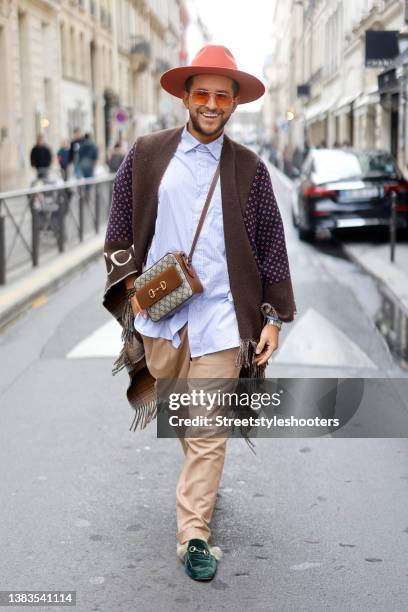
[244, 435, 257, 455]
[233, 337, 267, 455]
[121, 294, 135, 344]
[235, 338, 266, 379]
[112, 344, 132, 376]
[129, 398, 157, 432]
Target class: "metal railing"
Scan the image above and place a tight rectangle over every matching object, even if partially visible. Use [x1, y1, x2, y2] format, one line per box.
[0, 175, 115, 285]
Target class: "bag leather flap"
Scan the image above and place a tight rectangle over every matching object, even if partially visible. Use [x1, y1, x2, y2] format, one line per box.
[135, 265, 183, 309]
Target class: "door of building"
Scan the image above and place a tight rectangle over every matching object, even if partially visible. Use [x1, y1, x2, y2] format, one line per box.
[391, 93, 399, 160]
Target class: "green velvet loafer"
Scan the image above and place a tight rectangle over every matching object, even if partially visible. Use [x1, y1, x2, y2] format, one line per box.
[178, 538, 221, 581]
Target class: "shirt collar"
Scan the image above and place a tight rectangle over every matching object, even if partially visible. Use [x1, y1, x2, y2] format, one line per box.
[179, 122, 224, 160]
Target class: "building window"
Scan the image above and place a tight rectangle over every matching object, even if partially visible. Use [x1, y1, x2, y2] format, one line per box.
[60, 23, 66, 76]
[70, 26, 76, 79]
[79, 32, 85, 82]
[326, 4, 342, 76]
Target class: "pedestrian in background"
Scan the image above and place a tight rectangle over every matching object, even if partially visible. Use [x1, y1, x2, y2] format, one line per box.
[107, 141, 126, 174]
[78, 133, 98, 178]
[69, 128, 83, 178]
[57, 139, 70, 181]
[103, 44, 296, 583]
[30, 134, 52, 179]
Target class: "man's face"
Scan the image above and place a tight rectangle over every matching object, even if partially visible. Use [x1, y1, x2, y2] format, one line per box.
[182, 74, 239, 138]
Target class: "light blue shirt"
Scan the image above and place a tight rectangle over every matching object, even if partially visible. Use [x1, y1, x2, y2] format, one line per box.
[134, 124, 240, 357]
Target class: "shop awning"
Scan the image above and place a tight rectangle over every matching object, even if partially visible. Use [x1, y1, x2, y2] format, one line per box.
[333, 91, 362, 115]
[353, 85, 380, 109]
[304, 97, 336, 122]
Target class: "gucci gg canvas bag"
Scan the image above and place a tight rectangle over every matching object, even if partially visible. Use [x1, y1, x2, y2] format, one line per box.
[134, 163, 221, 322]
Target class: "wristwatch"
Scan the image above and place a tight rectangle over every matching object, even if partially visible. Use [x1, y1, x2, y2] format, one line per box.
[261, 302, 282, 330]
[265, 316, 282, 330]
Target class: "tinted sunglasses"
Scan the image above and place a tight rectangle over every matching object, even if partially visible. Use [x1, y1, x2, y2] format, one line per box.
[190, 89, 234, 108]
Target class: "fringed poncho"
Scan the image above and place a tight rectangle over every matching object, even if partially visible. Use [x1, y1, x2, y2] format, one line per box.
[102, 125, 296, 442]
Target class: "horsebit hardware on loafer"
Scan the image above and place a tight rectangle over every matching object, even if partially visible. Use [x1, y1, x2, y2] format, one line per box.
[188, 545, 209, 555]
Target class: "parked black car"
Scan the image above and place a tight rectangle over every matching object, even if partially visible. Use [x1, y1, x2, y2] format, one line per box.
[292, 148, 408, 242]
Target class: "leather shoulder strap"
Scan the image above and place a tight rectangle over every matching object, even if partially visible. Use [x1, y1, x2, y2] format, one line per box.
[188, 162, 221, 263]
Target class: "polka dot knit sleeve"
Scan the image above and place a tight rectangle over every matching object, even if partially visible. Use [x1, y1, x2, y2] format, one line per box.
[243, 159, 291, 286]
[106, 141, 137, 242]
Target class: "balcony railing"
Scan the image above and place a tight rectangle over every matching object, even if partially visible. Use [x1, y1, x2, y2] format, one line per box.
[0, 175, 114, 286]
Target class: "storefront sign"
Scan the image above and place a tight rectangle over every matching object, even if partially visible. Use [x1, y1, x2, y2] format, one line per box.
[365, 31, 399, 68]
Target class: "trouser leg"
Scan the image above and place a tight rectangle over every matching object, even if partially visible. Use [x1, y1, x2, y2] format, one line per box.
[141, 325, 241, 544]
[176, 346, 241, 544]
[140, 324, 190, 454]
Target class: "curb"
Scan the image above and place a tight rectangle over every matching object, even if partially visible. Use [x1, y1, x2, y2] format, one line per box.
[341, 242, 408, 314]
[341, 243, 408, 369]
[0, 234, 105, 331]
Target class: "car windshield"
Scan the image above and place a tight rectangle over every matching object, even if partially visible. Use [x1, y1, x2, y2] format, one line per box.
[312, 150, 399, 184]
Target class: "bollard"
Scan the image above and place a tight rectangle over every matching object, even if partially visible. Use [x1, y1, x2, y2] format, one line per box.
[31, 197, 40, 267]
[57, 191, 66, 253]
[390, 190, 397, 263]
[79, 186, 84, 242]
[95, 183, 100, 233]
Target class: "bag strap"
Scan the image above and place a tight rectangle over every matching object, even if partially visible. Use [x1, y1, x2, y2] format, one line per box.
[188, 162, 221, 263]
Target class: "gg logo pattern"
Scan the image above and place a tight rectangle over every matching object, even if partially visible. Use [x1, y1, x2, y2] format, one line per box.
[134, 254, 193, 321]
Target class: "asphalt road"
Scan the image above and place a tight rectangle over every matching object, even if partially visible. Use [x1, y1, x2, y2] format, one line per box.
[0, 165, 408, 612]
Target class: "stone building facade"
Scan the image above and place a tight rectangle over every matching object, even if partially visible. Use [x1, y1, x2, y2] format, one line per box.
[0, 0, 187, 190]
[264, 0, 408, 172]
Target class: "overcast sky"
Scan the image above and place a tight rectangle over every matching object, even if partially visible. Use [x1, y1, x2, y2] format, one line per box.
[186, 0, 276, 112]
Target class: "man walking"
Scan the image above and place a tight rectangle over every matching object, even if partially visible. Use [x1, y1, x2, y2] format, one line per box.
[57, 139, 70, 181]
[69, 128, 83, 178]
[78, 133, 98, 178]
[30, 134, 52, 179]
[102, 45, 296, 581]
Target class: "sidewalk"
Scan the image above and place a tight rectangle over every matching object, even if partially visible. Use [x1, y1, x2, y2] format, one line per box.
[0, 235, 104, 330]
[341, 238, 408, 369]
[340, 240, 408, 313]
[271, 163, 408, 368]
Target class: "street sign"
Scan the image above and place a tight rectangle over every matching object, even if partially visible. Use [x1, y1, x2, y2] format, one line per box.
[114, 108, 129, 124]
[365, 30, 399, 68]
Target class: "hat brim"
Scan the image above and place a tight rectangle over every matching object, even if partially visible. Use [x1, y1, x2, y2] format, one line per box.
[160, 65, 265, 104]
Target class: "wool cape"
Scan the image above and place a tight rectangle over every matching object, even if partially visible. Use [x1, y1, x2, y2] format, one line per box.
[102, 125, 297, 439]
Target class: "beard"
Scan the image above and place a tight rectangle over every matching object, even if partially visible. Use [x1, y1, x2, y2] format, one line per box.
[189, 109, 230, 137]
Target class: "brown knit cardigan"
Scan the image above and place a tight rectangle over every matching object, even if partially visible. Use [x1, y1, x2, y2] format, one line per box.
[102, 125, 297, 435]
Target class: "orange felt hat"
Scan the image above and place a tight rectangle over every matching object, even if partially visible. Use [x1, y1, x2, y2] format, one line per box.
[160, 45, 265, 105]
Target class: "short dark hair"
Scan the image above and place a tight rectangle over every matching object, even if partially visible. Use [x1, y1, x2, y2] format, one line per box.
[184, 75, 240, 98]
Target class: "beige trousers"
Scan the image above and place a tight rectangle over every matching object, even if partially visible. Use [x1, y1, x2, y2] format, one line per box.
[141, 324, 241, 544]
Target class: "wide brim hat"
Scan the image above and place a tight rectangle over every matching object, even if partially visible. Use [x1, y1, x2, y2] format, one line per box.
[160, 45, 265, 105]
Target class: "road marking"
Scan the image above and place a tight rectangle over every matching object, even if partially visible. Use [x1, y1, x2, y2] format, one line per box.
[275, 308, 377, 369]
[67, 308, 377, 370]
[67, 319, 122, 358]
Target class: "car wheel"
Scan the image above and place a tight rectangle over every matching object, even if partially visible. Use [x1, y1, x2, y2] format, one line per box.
[298, 225, 315, 243]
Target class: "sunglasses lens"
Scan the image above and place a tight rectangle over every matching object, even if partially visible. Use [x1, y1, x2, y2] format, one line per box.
[215, 93, 233, 107]
[191, 91, 210, 105]
[191, 90, 233, 108]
